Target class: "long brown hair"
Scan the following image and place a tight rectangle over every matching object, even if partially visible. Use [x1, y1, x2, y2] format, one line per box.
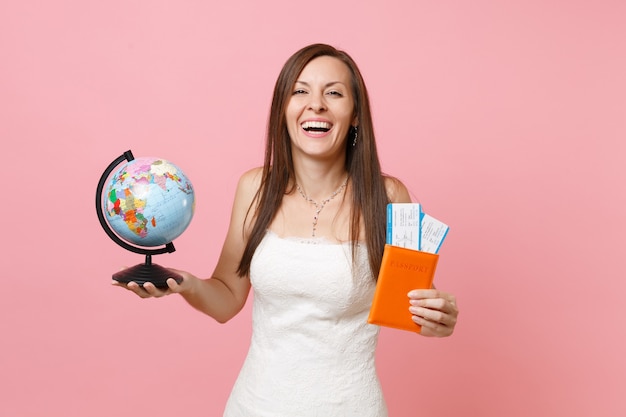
[237, 43, 389, 278]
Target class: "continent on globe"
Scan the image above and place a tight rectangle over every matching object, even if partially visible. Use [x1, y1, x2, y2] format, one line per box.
[103, 157, 195, 248]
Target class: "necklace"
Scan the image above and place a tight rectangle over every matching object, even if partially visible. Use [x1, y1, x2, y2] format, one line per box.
[296, 178, 348, 237]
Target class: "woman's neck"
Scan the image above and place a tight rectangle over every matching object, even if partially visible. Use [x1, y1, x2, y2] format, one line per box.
[292, 159, 348, 201]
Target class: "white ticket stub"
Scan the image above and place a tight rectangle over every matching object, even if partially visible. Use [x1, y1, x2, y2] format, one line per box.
[386, 203, 422, 250]
[420, 213, 449, 254]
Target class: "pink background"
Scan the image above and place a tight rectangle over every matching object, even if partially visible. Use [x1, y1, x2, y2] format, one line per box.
[1, 1, 625, 416]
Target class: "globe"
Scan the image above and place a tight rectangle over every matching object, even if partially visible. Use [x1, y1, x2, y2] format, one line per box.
[103, 156, 195, 248]
[96, 150, 195, 289]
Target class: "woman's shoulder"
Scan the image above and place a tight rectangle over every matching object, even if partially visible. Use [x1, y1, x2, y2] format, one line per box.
[383, 175, 412, 203]
[230, 167, 264, 210]
[237, 167, 264, 192]
[229, 167, 265, 235]
[239, 166, 263, 181]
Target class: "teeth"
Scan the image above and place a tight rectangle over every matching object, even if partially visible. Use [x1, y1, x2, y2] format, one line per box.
[302, 121, 332, 131]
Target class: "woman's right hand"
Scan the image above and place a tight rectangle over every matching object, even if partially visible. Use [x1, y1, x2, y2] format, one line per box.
[112, 268, 195, 299]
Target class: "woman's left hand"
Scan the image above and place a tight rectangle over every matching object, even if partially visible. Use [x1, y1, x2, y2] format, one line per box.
[408, 289, 459, 337]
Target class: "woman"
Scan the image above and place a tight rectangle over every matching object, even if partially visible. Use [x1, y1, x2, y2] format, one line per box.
[117, 43, 459, 416]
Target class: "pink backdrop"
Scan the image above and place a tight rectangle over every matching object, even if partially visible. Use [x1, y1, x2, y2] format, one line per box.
[1, 1, 624, 416]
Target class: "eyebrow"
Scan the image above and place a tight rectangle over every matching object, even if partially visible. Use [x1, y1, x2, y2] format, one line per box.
[294, 81, 347, 88]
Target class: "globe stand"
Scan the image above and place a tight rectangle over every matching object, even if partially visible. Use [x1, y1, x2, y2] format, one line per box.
[96, 150, 183, 290]
[112, 254, 182, 289]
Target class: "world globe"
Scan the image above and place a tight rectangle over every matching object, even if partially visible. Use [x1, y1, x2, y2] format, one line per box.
[96, 150, 195, 288]
[103, 156, 195, 247]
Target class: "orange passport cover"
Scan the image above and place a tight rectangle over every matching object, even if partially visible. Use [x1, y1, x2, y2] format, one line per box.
[368, 244, 439, 333]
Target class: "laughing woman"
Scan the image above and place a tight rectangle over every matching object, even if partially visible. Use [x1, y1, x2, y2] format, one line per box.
[116, 43, 459, 416]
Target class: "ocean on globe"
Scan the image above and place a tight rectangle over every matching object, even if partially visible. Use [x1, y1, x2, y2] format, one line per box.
[102, 157, 195, 248]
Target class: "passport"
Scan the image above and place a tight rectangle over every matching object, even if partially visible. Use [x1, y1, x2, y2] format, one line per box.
[368, 244, 439, 333]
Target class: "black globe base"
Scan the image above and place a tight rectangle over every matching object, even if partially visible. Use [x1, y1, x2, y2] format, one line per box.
[113, 255, 183, 290]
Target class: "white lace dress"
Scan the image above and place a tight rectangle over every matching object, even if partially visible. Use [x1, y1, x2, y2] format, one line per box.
[223, 231, 387, 417]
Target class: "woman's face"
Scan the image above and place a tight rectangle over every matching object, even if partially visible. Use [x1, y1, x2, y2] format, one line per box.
[285, 56, 356, 161]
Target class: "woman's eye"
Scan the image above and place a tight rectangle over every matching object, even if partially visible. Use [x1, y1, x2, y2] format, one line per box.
[327, 91, 343, 96]
[293, 89, 307, 95]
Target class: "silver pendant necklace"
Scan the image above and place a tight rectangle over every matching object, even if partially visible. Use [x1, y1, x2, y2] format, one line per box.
[296, 178, 348, 237]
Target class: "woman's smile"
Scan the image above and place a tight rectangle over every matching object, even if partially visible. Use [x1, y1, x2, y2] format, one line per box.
[300, 118, 333, 137]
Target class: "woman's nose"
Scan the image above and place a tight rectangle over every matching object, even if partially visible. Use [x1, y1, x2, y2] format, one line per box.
[308, 93, 327, 112]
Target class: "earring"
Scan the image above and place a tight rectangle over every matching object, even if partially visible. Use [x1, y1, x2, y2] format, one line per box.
[352, 126, 358, 147]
